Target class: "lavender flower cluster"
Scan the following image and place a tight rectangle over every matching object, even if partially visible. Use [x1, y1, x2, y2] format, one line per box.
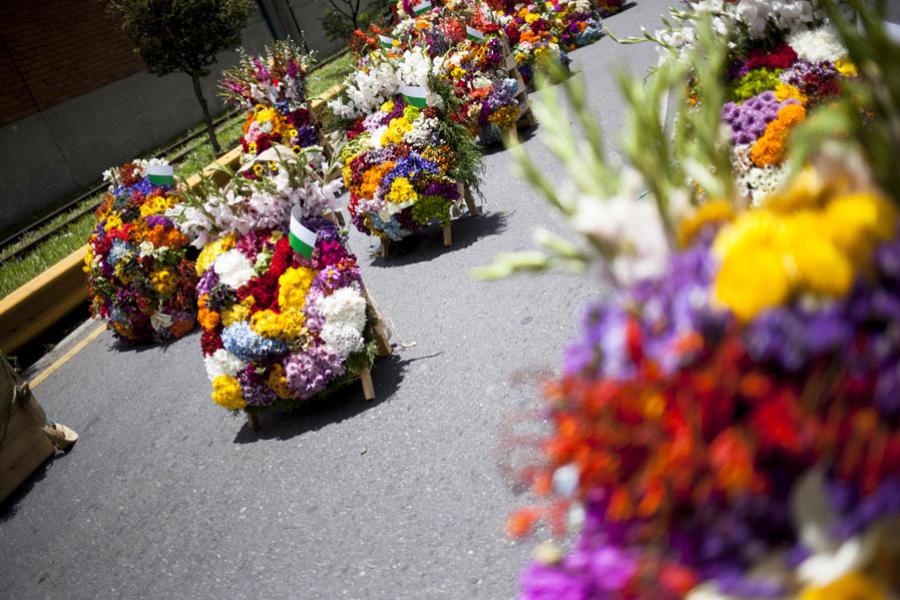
[721, 91, 796, 145]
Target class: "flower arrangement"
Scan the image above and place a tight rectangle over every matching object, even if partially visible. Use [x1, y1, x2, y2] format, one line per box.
[197, 219, 381, 413]
[219, 40, 322, 162]
[480, 7, 900, 598]
[85, 160, 197, 343]
[330, 48, 483, 243]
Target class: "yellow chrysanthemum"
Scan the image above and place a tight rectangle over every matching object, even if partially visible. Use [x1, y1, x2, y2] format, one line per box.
[798, 571, 886, 600]
[267, 365, 294, 399]
[380, 100, 395, 113]
[714, 245, 791, 322]
[773, 83, 807, 105]
[139, 196, 176, 218]
[277, 267, 315, 311]
[386, 177, 417, 204]
[196, 234, 236, 275]
[211, 375, 246, 411]
[256, 107, 278, 122]
[765, 166, 828, 212]
[250, 309, 284, 338]
[221, 303, 250, 327]
[279, 308, 307, 341]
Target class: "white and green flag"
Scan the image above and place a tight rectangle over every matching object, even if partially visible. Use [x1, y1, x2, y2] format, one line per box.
[412, 0, 431, 15]
[466, 26, 485, 44]
[147, 164, 174, 187]
[289, 206, 317, 259]
[378, 35, 395, 49]
[400, 85, 428, 108]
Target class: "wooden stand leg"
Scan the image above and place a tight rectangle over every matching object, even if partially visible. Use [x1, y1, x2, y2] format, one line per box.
[379, 238, 390, 257]
[359, 366, 375, 401]
[442, 222, 452, 246]
[463, 186, 480, 216]
[246, 412, 260, 430]
[335, 211, 346, 226]
[363, 289, 392, 357]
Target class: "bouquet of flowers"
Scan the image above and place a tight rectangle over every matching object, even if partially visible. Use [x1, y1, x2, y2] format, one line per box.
[219, 40, 322, 162]
[330, 49, 483, 242]
[196, 217, 382, 414]
[85, 160, 197, 343]
[501, 3, 571, 86]
[480, 6, 900, 598]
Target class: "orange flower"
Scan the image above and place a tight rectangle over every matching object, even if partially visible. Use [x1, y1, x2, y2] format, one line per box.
[750, 103, 806, 167]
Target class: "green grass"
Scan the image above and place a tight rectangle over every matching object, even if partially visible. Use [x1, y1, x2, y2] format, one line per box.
[0, 50, 353, 301]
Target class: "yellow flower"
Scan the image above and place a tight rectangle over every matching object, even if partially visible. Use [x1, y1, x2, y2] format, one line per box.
[765, 166, 828, 212]
[798, 571, 886, 600]
[824, 192, 898, 266]
[150, 268, 177, 296]
[250, 309, 285, 338]
[221, 303, 250, 327]
[279, 308, 307, 341]
[253, 163, 265, 176]
[714, 244, 791, 321]
[211, 375, 246, 411]
[381, 117, 413, 145]
[525, 13, 539, 23]
[402, 106, 421, 122]
[834, 58, 858, 78]
[677, 200, 735, 248]
[267, 365, 294, 399]
[380, 100, 395, 113]
[248, 141, 258, 154]
[277, 267, 315, 311]
[386, 177, 417, 204]
[774, 83, 807, 105]
[196, 234, 236, 275]
[256, 107, 277, 122]
[104, 214, 123, 231]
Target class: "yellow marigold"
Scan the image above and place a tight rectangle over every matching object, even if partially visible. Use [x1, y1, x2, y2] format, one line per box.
[211, 375, 246, 411]
[750, 103, 807, 168]
[676, 200, 735, 248]
[773, 83, 807, 105]
[359, 161, 395, 199]
[713, 245, 791, 322]
[381, 100, 395, 113]
[824, 192, 898, 266]
[83, 247, 95, 273]
[267, 365, 294, 399]
[834, 58, 858, 78]
[798, 571, 886, 600]
[150, 268, 177, 296]
[386, 177, 417, 204]
[221, 303, 250, 327]
[196, 234, 236, 275]
[277, 267, 315, 311]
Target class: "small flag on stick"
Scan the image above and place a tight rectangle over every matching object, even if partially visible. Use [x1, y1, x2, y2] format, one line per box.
[289, 206, 317, 259]
[147, 164, 174, 187]
[466, 26, 485, 44]
[412, 0, 432, 15]
[401, 85, 428, 108]
[378, 35, 395, 49]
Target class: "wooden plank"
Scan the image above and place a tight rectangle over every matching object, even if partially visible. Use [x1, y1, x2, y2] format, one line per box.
[442, 222, 453, 246]
[363, 288, 392, 357]
[0, 419, 55, 503]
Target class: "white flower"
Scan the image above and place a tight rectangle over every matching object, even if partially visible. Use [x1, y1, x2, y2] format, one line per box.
[320, 323, 365, 357]
[139, 241, 155, 257]
[318, 287, 367, 332]
[787, 26, 847, 63]
[790, 468, 880, 586]
[150, 311, 173, 332]
[213, 249, 255, 289]
[204, 349, 245, 381]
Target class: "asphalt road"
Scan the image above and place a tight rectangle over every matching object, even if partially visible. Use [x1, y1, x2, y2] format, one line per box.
[1, 3, 669, 598]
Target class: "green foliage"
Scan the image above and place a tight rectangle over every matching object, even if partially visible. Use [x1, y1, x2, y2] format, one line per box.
[110, 0, 253, 77]
[428, 74, 485, 193]
[321, 0, 392, 43]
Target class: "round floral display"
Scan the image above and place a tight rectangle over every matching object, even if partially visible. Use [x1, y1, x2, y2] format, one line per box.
[85, 161, 197, 343]
[196, 218, 377, 412]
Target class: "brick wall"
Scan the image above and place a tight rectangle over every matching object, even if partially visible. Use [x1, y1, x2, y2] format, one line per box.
[0, 0, 145, 126]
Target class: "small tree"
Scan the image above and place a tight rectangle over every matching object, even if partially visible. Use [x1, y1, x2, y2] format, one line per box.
[110, 0, 253, 153]
[321, 0, 391, 42]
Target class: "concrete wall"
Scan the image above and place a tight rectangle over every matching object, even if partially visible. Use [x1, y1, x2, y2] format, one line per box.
[0, 0, 364, 233]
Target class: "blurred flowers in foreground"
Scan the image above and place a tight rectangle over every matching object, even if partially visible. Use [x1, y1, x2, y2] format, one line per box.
[476, 1, 900, 598]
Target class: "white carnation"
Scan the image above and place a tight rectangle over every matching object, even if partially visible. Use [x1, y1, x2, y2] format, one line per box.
[204, 349, 245, 381]
[213, 249, 256, 289]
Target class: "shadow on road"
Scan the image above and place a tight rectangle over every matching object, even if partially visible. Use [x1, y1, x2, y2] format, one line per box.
[231, 351, 430, 443]
[0, 449, 74, 522]
[368, 210, 509, 268]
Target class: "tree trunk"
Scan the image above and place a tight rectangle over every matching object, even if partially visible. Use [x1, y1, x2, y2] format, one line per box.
[190, 72, 220, 154]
